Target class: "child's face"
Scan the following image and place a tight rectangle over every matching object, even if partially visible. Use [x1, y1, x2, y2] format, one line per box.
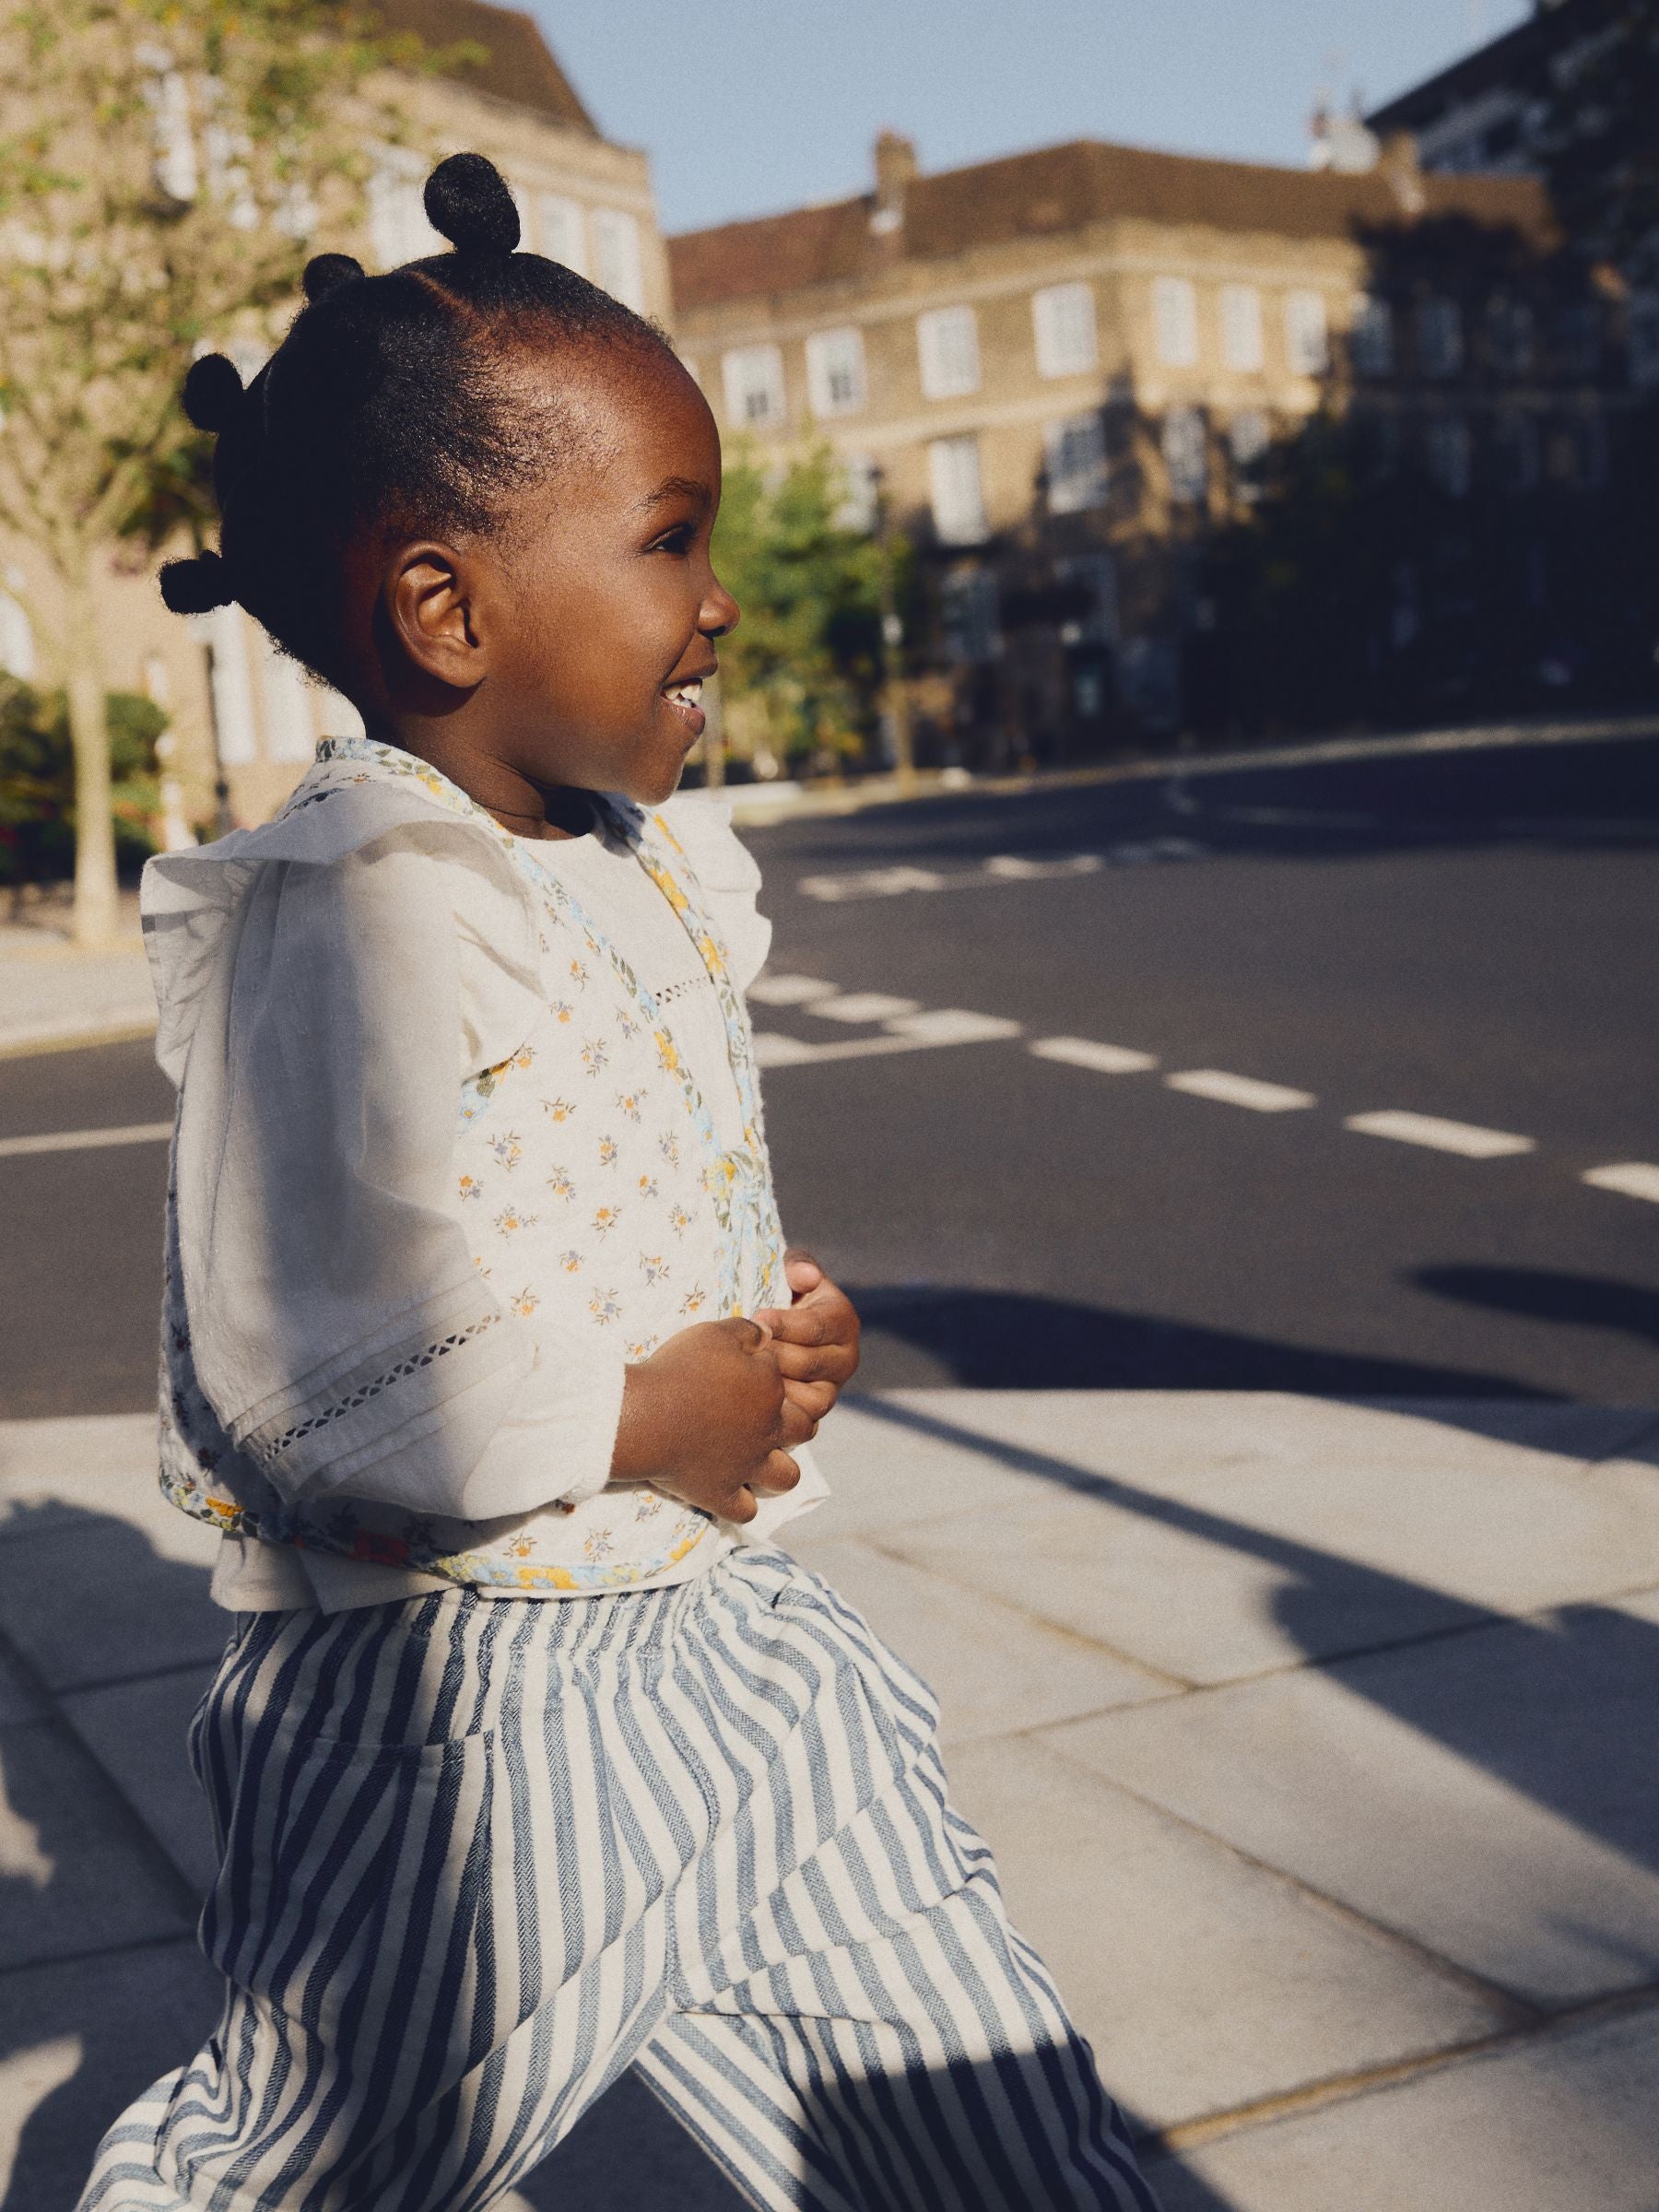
[487, 350, 738, 809]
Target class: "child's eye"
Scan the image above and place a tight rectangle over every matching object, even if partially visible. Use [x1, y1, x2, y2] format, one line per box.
[650, 524, 695, 556]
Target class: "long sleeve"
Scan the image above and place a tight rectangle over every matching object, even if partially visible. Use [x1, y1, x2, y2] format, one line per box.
[172, 827, 626, 1521]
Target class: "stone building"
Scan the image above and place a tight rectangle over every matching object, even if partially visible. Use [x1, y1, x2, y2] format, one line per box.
[0, 0, 669, 835]
[668, 129, 1632, 754]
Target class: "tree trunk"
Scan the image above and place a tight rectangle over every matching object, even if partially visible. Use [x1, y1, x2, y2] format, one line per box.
[63, 558, 120, 948]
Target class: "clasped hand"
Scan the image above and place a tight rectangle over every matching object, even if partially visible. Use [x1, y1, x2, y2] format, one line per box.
[609, 1249, 860, 1523]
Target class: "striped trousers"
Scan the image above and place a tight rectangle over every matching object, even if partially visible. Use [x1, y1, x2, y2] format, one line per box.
[78, 1547, 1158, 2212]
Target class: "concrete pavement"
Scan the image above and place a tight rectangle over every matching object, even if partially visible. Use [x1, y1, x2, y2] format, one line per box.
[3, 1392, 1656, 2210]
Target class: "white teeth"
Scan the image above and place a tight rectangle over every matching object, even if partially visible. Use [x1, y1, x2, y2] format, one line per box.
[665, 680, 702, 706]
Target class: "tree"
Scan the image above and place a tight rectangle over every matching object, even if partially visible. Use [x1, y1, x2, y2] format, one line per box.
[711, 442, 886, 775]
[0, 1, 432, 942]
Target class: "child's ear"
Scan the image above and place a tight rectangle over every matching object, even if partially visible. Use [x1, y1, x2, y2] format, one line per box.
[383, 541, 487, 690]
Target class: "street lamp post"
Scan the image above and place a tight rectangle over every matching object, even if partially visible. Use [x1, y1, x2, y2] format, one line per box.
[873, 464, 917, 797]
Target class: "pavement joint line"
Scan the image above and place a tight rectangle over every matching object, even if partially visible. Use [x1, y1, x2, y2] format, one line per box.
[1139, 1977, 1659, 2159]
[1344, 1110, 1537, 1159]
[0, 1120, 172, 1159]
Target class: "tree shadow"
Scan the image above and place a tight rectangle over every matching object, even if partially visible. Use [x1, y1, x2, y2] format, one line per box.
[846, 1283, 1566, 1397]
[1413, 1263, 1659, 1347]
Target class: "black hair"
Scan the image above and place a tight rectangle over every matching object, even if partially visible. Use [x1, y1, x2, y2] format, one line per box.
[159, 150, 677, 685]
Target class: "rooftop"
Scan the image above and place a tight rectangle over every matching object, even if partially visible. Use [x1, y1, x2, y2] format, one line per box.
[668, 137, 1554, 312]
[374, 0, 599, 137]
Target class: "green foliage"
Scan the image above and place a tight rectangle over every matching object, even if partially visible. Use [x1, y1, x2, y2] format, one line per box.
[0, 679, 167, 884]
[712, 443, 886, 768]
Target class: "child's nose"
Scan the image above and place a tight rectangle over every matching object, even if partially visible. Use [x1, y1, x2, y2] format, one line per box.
[702, 579, 740, 638]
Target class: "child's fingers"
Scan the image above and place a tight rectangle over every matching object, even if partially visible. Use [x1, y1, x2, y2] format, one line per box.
[783, 1247, 825, 1291]
[770, 1338, 855, 1384]
[751, 1449, 801, 1497]
[782, 1376, 837, 1421]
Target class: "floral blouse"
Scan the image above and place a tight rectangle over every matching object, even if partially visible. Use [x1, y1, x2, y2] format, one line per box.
[142, 738, 826, 1607]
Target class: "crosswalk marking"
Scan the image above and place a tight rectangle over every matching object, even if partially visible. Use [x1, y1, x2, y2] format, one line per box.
[886, 1009, 1023, 1045]
[0, 1121, 171, 1159]
[1344, 1110, 1535, 1159]
[1582, 1162, 1659, 1204]
[745, 972, 839, 1006]
[1030, 1037, 1159, 1075]
[810, 993, 923, 1024]
[1165, 1070, 1317, 1112]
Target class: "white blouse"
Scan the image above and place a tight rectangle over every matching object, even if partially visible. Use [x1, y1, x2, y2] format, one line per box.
[142, 758, 819, 1613]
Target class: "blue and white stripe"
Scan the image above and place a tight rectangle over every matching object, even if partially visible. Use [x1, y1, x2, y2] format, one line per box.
[79, 1549, 1158, 2211]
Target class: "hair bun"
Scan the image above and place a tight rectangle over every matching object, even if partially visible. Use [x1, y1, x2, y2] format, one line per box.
[159, 551, 235, 616]
[302, 252, 365, 303]
[182, 354, 244, 434]
[423, 151, 520, 255]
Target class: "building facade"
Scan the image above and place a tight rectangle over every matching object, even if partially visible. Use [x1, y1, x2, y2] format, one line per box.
[669, 128, 1636, 755]
[0, 0, 670, 836]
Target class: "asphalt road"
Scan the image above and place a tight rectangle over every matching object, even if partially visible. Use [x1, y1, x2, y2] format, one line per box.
[2, 727, 1655, 1418]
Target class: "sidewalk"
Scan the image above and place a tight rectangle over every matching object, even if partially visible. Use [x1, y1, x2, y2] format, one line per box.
[0, 891, 152, 1059]
[2, 1392, 1656, 2209]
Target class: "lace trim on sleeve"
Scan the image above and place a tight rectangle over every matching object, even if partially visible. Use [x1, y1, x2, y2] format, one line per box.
[260, 1312, 502, 1460]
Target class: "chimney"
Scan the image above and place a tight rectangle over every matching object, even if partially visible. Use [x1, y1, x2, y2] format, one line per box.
[871, 131, 917, 235]
[1378, 129, 1425, 215]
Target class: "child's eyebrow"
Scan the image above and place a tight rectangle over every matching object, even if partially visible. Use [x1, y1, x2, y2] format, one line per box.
[637, 475, 712, 513]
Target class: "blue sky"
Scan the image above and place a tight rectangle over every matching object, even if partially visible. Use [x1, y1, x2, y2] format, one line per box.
[534, 0, 1530, 235]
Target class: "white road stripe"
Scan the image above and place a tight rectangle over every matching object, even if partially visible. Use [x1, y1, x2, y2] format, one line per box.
[810, 993, 923, 1024]
[1030, 1037, 1159, 1076]
[1582, 1162, 1659, 1204]
[0, 1121, 171, 1159]
[1344, 1110, 1535, 1159]
[746, 973, 840, 1006]
[885, 1008, 1023, 1045]
[1165, 1070, 1316, 1112]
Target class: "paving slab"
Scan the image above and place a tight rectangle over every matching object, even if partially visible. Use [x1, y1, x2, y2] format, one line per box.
[1147, 2000, 1659, 2212]
[0, 1647, 42, 1729]
[62, 1665, 218, 1900]
[784, 1532, 1175, 1738]
[0, 1414, 185, 1548]
[0, 1937, 219, 2212]
[0, 1512, 224, 1693]
[858, 1411, 1659, 1686]
[1046, 1594, 1659, 2008]
[512, 2068, 748, 2211]
[0, 1719, 195, 1971]
[942, 1733, 1509, 2133]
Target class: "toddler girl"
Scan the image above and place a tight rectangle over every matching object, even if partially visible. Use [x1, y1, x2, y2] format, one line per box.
[80, 152, 1157, 2212]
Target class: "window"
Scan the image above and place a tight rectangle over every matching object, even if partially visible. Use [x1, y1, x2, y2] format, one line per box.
[1054, 552, 1118, 645]
[1495, 412, 1540, 494]
[836, 453, 881, 534]
[254, 630, 315, 763]
[0, 589, 35, 681]
[1555, 302, 1601, 379]
[1418, 299, 1464, 378]
[1283, 289, 1329, 376]
[928, 434, 987, 543]
[1043, 413, 1107, 512]
[537, 194, 587, 274]
[917, 306, 981, 399]
[1487, 296, 1535, 376]
[1218, 286, 1264, 372]
[1350, 295, 1394, 377]
[369, 151, 444, 268]
[1426, 413, 1472, 497]
[591, 208, 645, 309]
[1032, 283, 1098, 378]
[1162, 406, 1207, 503]
[1630, 292, 1659, 389]
[721, 344, 786, 429]
[1228, 410, 1270, 498]
[1574, 410, 1608, 489]
[1152, 276, 1199, 368]
[806, 327, 867, 418]
[940, 569, 1001, 664]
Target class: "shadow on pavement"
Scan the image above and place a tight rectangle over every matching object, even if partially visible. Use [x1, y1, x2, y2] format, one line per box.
[848, 1284, 1564, 1396]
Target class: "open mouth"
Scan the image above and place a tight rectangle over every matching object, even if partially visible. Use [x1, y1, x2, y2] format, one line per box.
[662, 678, 705, 740]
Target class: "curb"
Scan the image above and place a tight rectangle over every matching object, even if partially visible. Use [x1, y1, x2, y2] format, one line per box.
[0, 1018, 159, 1063]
